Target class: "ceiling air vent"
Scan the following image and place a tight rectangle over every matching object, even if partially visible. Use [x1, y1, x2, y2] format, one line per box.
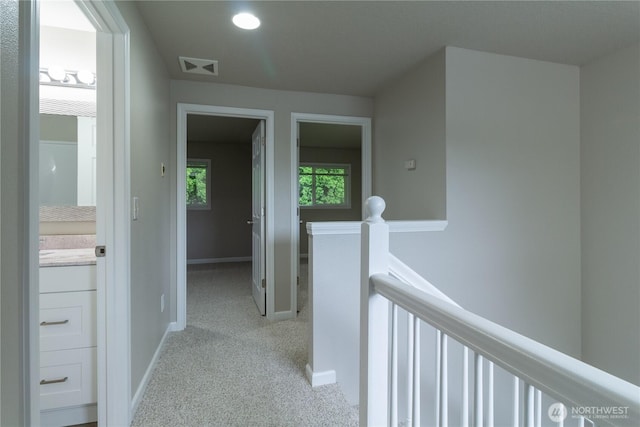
[178, 56, 219, 76]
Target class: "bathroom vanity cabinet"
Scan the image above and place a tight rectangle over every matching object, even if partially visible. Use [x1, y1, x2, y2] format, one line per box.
[39, 261, 97, 426]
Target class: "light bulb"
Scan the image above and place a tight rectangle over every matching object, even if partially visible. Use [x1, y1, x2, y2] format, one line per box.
[232, 13, 260, 30]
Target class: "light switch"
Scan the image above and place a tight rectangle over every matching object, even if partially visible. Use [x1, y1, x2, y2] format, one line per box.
[161, 162, 166, 177]
[404, 159, 416, 170]
[132, 196, 139, 220]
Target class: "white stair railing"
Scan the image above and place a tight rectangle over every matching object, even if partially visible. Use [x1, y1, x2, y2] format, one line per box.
[360, 196, 640, 427]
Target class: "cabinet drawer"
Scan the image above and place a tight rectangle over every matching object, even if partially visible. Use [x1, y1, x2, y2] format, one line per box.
[40, 265, 96, 293]
[40, 291, 96, 352]
[40, 347, 96, 410]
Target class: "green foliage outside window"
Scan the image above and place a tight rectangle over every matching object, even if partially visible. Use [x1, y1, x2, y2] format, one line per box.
[299, 164, 349, 207]
[187, 159, 210, 209]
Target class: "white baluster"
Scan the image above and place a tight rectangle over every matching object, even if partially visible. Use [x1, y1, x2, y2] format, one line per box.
[535, 389, 541, 427]
[524, 384, 534, 427]
[462, 347, 469, 427]
[413, 317, 421, 427]
[392, 303, 398, 426]
[360, 196, 390, 427]
[487, 361, 494, 427]
[474, 353, 483, 427]
[512, 377, 519, 427]
[407, 312, 414, 426]
[440, 333, 448, 427]
[436, 330, 442, 427]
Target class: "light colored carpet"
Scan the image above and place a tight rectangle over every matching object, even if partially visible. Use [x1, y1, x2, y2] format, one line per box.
[131, 262, 358, 427]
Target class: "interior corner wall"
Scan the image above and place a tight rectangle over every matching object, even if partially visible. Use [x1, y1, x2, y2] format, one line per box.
[115, 2, 172, 397]
[373, 48, 446, 220]
[580, 43, 640, 386]
[170, 80, 373, 313]
[382, 47, 582, 357]
[186, 141, 252, 261]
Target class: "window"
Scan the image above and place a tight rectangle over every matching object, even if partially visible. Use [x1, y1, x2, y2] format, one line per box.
[186, 158, 211, 210]
[299, 163, 351, 208]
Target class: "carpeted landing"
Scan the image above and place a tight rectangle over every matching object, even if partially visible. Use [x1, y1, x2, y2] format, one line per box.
[131, 262, 358, 427]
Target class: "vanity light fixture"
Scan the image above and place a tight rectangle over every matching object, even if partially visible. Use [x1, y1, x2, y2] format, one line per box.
[232, 12, 260, 30]
[77, 69, 95, 85]
[39, 67, 96, 89]
[47, 66, 67, 82]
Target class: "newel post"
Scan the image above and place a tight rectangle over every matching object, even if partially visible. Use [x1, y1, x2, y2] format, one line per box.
[360, 196, 390, 426]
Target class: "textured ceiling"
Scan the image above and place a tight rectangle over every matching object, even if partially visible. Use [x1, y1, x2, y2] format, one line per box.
[136, 1, 640, 97]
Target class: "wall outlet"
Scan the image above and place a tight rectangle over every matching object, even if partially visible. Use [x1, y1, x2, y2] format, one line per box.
[160, 293, 165, 313]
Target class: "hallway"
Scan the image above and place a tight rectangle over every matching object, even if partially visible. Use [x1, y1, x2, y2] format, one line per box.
[131, 262, 358, 426]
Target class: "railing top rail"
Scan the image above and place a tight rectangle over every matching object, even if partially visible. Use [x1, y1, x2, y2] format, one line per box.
[389, 253, 460, 308]
[370, 273, 640, 427]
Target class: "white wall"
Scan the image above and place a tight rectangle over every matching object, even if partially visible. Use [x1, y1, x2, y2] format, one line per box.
[170, 81, 373, 313]
[580, 43, 640, 386]
[382, 47, 582, 356]
[40, 26, 95, 72]
[306, 230, 361, 404]
[186, 141, 252, 261]
[1, 1, 28, 424]
[115, 2, 173, 398]
[374, 48, 446, 220]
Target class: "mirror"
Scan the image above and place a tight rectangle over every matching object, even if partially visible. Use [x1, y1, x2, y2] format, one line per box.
[39, 114, 96, 207]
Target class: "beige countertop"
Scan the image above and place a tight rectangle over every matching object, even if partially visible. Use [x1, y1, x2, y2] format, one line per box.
[39, 248, 96, 267]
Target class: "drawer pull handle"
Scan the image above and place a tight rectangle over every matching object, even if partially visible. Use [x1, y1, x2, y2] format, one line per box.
[40, 320, 69, 326]
[40, 376, 68, 385]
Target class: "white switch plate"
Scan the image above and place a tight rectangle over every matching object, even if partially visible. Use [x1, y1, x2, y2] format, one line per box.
[404, 159, 416, 170]
[132, 196, 139, 220]
[160, 162, 165, 177]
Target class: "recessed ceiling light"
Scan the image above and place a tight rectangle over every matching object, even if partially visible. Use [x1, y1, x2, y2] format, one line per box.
[232, 12, 260, 30]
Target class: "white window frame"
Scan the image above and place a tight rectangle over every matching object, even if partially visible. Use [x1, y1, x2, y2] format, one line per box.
[299, 162, 351, 209]
[186, 158, 211, 210]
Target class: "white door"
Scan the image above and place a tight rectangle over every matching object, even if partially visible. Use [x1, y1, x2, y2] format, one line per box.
[251, 121, 266, 315]
[296, 122, 301, 312]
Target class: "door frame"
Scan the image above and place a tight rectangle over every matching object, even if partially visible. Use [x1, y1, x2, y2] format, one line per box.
[290, 113, 372, 312]
[28, 1, 131, 425]
[176, 104, 275, 325]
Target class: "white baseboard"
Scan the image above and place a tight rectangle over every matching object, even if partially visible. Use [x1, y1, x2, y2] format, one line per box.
[130, 322, 173, 418]
[40, 404, 97, 427]
[187, 256, 251, 265]
[272, 310, 296, 321]
[305, 364, 337, 387]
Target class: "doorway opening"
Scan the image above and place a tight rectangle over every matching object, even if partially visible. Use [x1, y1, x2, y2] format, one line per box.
[38, 5, 99, 424]
[31, 0, 131, 426]
[177, 104, 275, 325]
[185, 115, 266, 314]
[290, 114, 372, 312]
